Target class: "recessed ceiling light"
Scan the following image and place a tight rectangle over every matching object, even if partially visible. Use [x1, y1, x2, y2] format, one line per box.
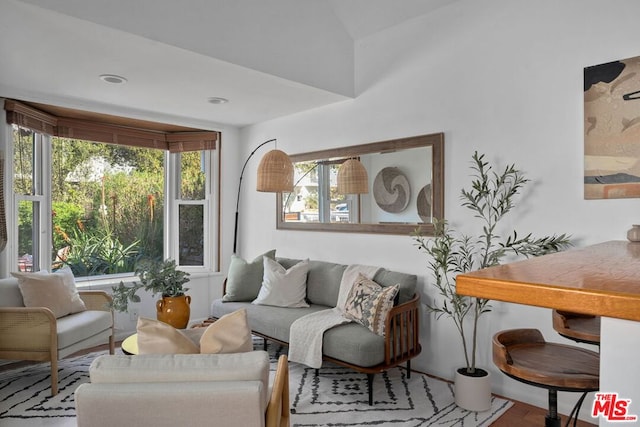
[99, 74, 127, 84]
[207, 97, 229, 105]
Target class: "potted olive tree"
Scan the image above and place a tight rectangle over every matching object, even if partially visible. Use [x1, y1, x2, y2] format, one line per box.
[111, 258, 191, 328]
[413, 152, 571, 411]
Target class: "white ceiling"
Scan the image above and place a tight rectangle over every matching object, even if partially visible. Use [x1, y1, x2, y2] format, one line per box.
[0, 0, 457, 129]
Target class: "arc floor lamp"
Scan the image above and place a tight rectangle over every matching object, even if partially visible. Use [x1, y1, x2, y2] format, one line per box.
[233, 139, 294, 254]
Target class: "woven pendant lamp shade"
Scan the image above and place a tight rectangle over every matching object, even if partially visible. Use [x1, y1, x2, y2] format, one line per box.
[337, 159, 369, 194]
[256, 149, 294, 192]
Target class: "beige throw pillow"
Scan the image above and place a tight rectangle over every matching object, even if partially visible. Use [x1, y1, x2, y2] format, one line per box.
[252, 258, 309, 308]
[343, 273, 399, 336]
[200, 308, 253, 354]
[136, 317, 200, 354]
[12, 267, 87, 318]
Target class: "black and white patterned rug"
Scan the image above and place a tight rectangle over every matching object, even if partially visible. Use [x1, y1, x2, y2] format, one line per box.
[1, 343, 511, 426]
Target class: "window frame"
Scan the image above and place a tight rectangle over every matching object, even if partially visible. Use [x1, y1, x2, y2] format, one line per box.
[1, 99, 221, 278]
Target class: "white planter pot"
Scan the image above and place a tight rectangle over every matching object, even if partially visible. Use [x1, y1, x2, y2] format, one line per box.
[454, 367, 492, 412]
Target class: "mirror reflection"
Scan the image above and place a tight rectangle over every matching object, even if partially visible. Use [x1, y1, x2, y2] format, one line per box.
[276, 133, 444, 235]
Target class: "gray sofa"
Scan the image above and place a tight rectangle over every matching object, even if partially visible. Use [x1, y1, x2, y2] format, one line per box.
[210, 257, 421, 405]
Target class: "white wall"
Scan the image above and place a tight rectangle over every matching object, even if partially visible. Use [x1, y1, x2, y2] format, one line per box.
[238, 0, 640, 420]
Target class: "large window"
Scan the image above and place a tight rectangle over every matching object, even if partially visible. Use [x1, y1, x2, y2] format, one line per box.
[5, 100, 219, 277]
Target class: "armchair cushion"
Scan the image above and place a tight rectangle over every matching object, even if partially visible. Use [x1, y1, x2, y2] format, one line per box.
[57, 310, 114, 349]
[11, 267, 86, 318]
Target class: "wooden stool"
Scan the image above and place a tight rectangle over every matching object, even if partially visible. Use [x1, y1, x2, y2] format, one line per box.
[552, 310, 600, 345]
[493, 329, 599, 427]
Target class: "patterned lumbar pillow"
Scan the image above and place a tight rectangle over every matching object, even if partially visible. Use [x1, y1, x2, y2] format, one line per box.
[343, 273, 399, 336]
[252, 257, 309, 308]
[223, 249, 276, 302]
[200, 308, 253, 354]
[12, 266, 86, 318]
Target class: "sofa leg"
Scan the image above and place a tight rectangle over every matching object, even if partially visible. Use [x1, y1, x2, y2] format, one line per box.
[406, 360, 411, 378]
[315, 369, 320, 377]
[367, 373, 374, 406]
[263, 338, 268, 351]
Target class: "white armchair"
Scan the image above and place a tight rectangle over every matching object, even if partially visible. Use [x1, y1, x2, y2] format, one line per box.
[0, 277, 115, 396]
[75, 351, 290, 427]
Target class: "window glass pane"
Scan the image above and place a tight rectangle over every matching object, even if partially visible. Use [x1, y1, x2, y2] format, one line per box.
[178, 204, 204, 266]
[13, 126, 35, 196]
[284, 161, 319, 222]
[180, 151, 205, 200]
[17, 200, 39, 272]
[284, 161, 350, 223]
[51, 137, 164, 276]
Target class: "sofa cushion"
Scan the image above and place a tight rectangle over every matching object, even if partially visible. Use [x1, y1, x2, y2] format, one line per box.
[11, 267, 86, 318]
[223, 249, 276, 302]
[212, 300, 326, 343]
[343, 274, 399, 336]
[277, 258, 346, 307]
[253, 258, 309, 308]
[372, 269, 416, 305]
[200, 308, 253, 354]
[89, 351, 270, 409]
[322, 322, 386, 367]
[90, 351, 269, 384]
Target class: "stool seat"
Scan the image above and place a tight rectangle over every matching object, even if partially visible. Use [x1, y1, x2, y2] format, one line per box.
[552, 310, 600, 345]
[493, 328, 599, 392]
[493, 329, 599, 427]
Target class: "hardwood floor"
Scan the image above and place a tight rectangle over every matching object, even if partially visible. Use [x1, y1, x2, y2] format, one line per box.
[492, 398, 596, 426]
[1, 342, 597, 426]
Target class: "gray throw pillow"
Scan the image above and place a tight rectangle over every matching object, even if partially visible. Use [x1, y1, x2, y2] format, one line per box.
[222, 250, 276, 302]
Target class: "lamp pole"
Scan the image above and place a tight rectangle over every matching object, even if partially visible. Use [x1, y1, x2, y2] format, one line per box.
[233, 139, 276, 254]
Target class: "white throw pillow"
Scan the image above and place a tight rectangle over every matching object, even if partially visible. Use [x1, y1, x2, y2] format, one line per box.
[252, 258, 310, 308]
[136, 317, 200, 354]
[12, 266, 87, 318]
[200, 308, 253, 354]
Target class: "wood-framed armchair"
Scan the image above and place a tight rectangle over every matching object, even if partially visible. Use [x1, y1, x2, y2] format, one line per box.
[0, 277, 115, 396]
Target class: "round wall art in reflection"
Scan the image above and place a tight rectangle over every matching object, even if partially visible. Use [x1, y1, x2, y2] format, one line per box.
[373, 167, 411, 213]
[417, 184, 432, 223]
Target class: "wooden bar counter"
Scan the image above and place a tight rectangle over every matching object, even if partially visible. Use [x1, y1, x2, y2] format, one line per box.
[456, 240, 640, 321]
[457, 240, 640, 426]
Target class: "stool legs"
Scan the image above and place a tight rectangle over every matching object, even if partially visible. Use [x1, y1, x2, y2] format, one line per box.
[545, 390, 561, 427]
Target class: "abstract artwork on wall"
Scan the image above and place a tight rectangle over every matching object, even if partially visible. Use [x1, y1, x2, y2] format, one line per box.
[584, 54, 640, 199]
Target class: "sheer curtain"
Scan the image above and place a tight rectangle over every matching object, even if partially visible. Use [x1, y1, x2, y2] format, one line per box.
[0, 151, 6, 251]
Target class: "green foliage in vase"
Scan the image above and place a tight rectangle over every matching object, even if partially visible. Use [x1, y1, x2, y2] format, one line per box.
[413, 152, 572, 374]
[110, 258, 190, 313]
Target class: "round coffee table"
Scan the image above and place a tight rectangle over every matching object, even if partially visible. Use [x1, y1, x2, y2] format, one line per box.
[121, 333, 138, 355]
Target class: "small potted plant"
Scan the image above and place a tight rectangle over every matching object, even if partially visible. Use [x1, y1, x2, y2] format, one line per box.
[111, 258, 191, 328]
[413, 152, 571, 411]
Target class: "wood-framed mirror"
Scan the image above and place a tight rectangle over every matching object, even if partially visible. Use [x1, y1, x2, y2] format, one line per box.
[276, 132, 444, 235]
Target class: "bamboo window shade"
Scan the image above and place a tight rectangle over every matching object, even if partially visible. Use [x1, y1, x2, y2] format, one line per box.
[337, 158, 369, 194]
[4, 99, 218, 152]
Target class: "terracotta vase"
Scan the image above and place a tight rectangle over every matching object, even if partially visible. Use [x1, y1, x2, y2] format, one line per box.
[454, 367, 492, 412]
[156, 295, 191, 329]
